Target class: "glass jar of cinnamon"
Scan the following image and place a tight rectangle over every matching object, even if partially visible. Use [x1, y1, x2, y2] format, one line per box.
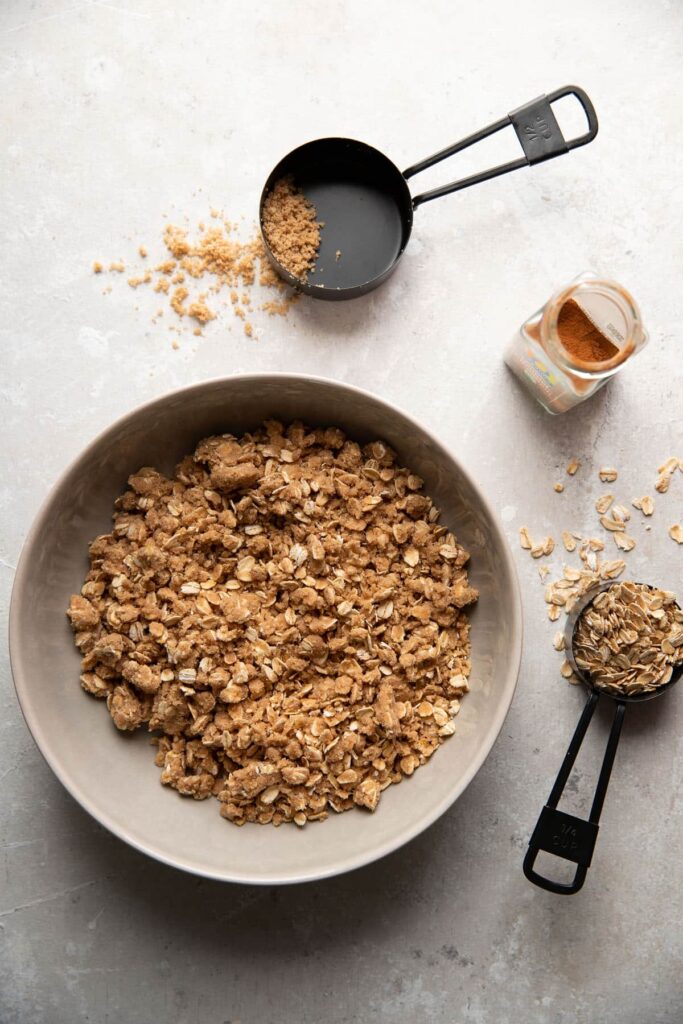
[504, 273, 648, 414]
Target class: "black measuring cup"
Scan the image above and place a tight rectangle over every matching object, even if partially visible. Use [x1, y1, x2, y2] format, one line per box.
[259, 86, 598, 300]
[523, 582, 683, 895]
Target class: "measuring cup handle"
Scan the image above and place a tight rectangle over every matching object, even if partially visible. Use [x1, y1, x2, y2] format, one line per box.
[405, 86, 598, 208]
[523, 693, 626, 895]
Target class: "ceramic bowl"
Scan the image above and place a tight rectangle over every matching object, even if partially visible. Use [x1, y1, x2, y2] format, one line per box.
[9, 374, 522, 884]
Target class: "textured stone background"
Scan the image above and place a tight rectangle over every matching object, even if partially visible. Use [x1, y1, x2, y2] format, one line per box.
[1, 1, 682, 1021]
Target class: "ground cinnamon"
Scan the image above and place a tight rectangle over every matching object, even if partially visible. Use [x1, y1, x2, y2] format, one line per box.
[557, 298, 618, 363]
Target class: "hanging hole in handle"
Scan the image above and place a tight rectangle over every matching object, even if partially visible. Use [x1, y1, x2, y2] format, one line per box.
[546, 85, 599, 149]
[523, 844, 589, 896]
[548, 95, 593, 148]
[534, 849, 584, 886]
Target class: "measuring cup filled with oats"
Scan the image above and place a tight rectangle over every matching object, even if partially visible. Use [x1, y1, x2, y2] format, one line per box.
[524, 581, 683, 895]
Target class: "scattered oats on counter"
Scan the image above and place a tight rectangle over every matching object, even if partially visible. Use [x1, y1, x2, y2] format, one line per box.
[66, 422, 477, 827]
[562, 531, 580, 553]
[519, 526, 532, 550]
[613, 532, 636, 552]
[655, 457, 682, 494]
[632, 496, 654, 516]
[573, 582, 683, 696]
[611, 503, 630, 524]
[559, 659, 575, 680]
[595, 493, 614, 514]
[599, 514, 625, 533]
[530, 536, 555, 558]
[520, 453, 683, 689]
[543, 549, 627, 624]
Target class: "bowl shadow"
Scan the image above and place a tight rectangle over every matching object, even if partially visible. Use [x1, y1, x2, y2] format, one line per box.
[64, 785, 469, 958]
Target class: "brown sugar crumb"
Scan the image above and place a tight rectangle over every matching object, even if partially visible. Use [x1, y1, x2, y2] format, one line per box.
[128, 271, 152, 289]
[93, 261, 103, 274]
[193, 328, 202, 337]
[259, 258, 282, 289]
[164, 225, 191, 259]
[262, 294, 301, 316]
[109, 261, 125, 273]
[554, 482, 565, 493]
[244, 322, 253, 337]
[171, 339, 180, 350]
[187, 297, 216, 324]
[261, 175, 322, 282]
[170, 286, 188, 317]
[138, 246, 148, 258]
[66, 422, 477, 827]
[95, 213, 303, 340]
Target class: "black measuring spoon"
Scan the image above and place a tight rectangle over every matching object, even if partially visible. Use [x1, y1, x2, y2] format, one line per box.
[259, 85, 598, 300]
[523, 582, 683, 895]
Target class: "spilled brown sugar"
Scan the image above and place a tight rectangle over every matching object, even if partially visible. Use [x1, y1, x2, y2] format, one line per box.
[93, 210, 302, 340]
[261, 176, 323, 282]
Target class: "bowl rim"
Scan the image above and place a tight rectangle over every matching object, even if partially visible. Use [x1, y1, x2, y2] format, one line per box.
[9, 372, 523, 885]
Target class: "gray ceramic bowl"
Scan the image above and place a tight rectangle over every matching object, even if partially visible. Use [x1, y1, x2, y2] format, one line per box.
[9, 374, 522, 884]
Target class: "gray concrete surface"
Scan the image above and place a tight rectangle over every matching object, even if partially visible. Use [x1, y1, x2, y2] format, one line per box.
[1, 1, 682, 1021]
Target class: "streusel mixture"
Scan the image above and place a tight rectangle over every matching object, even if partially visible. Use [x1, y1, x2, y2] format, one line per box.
[67, 422, 477, 826]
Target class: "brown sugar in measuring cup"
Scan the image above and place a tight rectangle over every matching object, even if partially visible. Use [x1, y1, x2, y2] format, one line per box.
[260, 87, 598, 299]
[505, 273, 648, 414]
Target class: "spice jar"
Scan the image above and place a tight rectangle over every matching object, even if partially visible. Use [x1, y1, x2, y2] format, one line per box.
[504, 273, 648, 414]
